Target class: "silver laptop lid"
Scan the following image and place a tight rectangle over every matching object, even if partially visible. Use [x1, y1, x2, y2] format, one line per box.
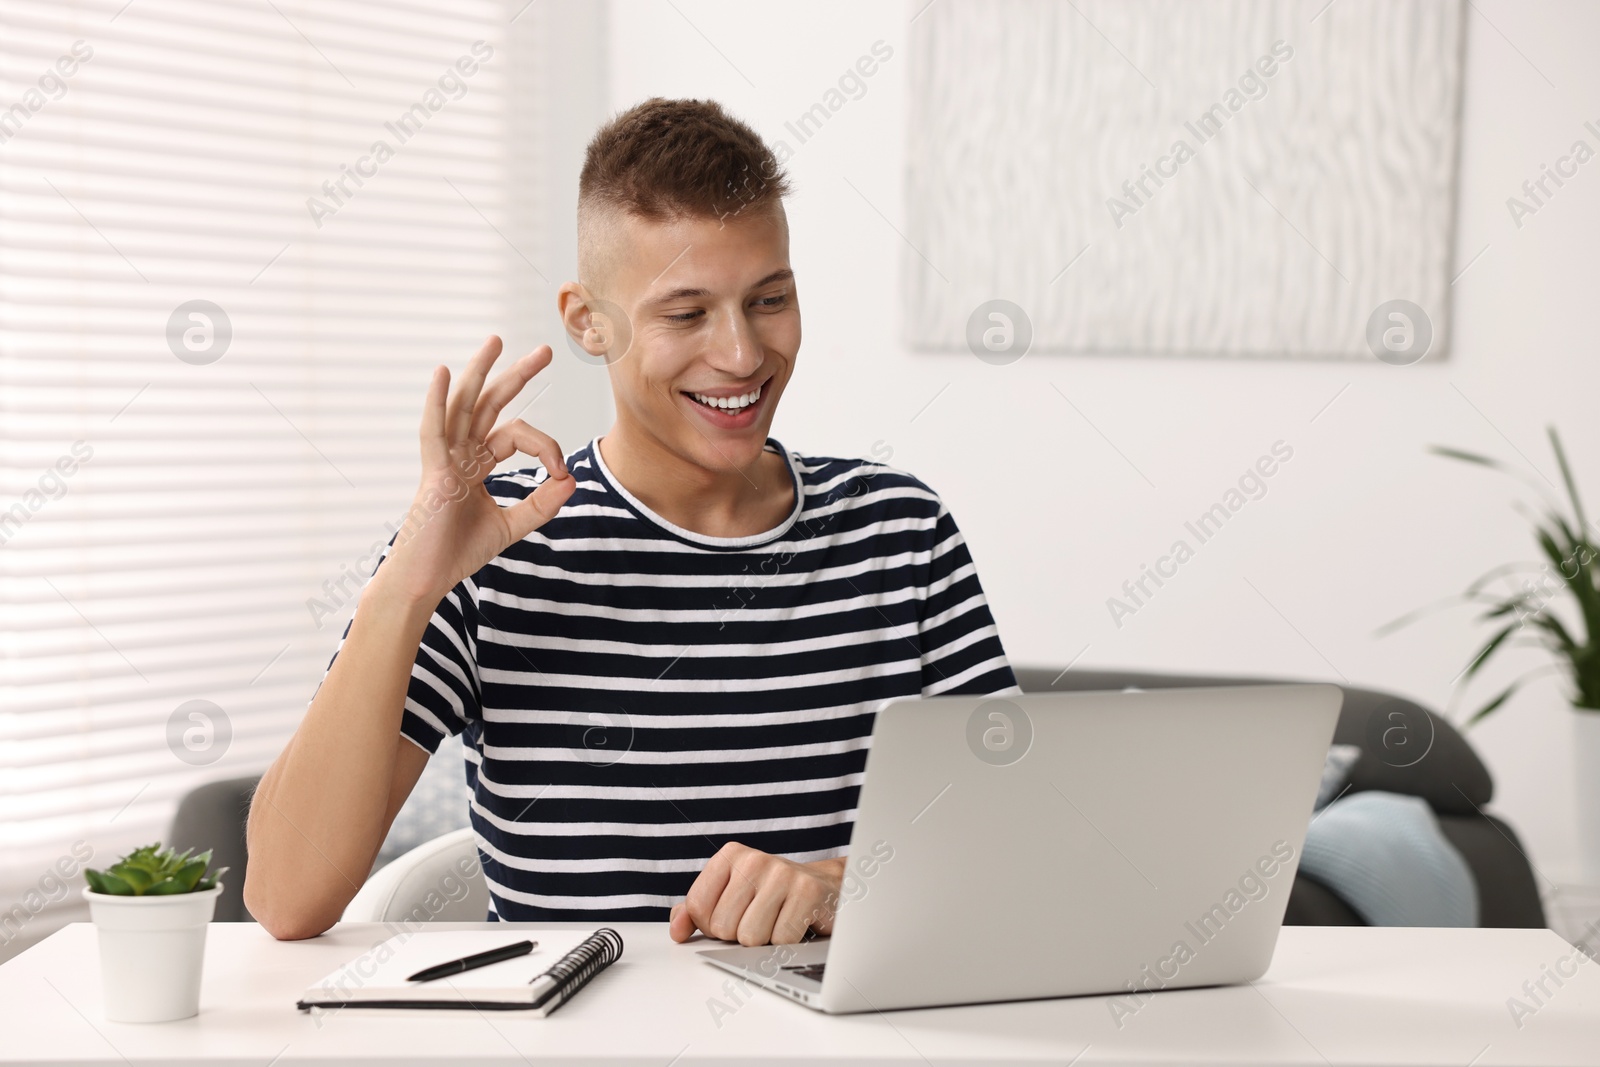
[819, 684, 1342, 1013]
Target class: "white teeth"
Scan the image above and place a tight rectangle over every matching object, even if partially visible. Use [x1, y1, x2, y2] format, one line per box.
[691, 383, 762, 411]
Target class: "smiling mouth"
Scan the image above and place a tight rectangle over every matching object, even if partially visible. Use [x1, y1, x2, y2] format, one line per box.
[681, 376, 770, 414]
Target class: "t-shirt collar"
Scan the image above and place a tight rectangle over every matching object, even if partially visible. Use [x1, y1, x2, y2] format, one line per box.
[588, 435, 803, 549]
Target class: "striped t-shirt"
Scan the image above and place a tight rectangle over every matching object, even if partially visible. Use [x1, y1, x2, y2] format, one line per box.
[344, 436, 1019, 921]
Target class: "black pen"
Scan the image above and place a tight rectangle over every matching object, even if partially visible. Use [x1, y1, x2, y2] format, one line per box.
[407, 940, 538, 982]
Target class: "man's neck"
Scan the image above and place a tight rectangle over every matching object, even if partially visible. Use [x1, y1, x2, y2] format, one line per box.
[598, 425, 794, 539]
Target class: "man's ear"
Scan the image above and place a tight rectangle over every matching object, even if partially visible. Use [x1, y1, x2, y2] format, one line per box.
[556, 282, 596, 353]
[558, 283, 633, 366]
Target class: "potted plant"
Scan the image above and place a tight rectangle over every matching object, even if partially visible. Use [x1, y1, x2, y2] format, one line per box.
[1379, 426, 1599, 876]
[81, 843, 227, 1022]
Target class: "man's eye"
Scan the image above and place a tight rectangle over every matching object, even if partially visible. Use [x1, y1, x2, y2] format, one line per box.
[666, 310, 702, 323]
[757, 294, 788, 310]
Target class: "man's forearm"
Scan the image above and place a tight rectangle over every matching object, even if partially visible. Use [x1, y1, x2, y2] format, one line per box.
[243, 571, 440, 939]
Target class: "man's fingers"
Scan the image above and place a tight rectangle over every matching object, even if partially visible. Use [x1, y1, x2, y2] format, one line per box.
[770, 886, 820, 946]
[483, 419, 568, 479]
[468, 346, 553, 443]
[502, 473, 578, 542]
[684, 848, 735, 941]
[810, 891, 838, 936]
[734, 869, 789, 947]
[445, 335, 503, 445]
[668, 902, 697, 943]
[706, 853, 763, 942]
[419, 365, 450, 467]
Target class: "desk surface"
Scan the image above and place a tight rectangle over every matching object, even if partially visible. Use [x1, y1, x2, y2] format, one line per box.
[1, 922, 1596, 1065]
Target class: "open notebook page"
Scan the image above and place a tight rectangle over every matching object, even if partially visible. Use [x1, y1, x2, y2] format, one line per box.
[300, 929, 598, 1007]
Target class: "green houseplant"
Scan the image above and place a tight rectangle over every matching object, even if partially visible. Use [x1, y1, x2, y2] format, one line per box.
[1379, 426, 1600, 877]
[83, 844, 226, 897]
[1379, 427, 1598, 721]
[82, 842, 227, 1022]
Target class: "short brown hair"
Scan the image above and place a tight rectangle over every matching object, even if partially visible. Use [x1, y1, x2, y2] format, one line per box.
[581, 96, 789, 222]
[577, 98, 790, 291]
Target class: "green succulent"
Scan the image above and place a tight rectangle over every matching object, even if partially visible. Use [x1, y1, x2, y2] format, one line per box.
[83, 843, 227, 896]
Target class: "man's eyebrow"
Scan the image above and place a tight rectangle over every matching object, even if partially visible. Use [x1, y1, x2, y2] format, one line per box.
[644, 268, 794, 307]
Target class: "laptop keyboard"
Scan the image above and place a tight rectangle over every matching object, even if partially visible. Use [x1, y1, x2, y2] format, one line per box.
[781, 963, 826, 982]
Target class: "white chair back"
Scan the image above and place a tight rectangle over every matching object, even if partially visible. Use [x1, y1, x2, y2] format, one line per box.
[340, 827, 488, 924]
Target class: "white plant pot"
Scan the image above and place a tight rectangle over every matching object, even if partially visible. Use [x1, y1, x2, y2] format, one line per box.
[82, 884, 221, 1023]
[1577, 712, 1600, 882]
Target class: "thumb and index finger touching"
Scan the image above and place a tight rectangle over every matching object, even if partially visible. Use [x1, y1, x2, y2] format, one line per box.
[429, 336, 577, 538]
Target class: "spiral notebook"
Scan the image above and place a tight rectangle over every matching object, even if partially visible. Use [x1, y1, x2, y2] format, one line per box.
[296, 928, 623, 1014]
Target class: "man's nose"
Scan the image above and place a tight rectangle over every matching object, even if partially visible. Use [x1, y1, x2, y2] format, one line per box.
[705, 308, 762, 377]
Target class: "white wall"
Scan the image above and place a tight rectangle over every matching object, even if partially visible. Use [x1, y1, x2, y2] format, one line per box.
[506, 0, 615, 458]
[606, 0, 1600, 881]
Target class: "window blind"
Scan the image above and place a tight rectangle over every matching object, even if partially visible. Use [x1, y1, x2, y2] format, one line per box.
[0, 0, 555, 940]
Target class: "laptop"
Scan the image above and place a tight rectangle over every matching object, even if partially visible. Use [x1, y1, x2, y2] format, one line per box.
[698, 684, 1343, 1013]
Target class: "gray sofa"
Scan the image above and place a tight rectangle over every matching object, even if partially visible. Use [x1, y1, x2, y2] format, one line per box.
[1010, 667, 1546, 928]
[170, 668, 1546, 928]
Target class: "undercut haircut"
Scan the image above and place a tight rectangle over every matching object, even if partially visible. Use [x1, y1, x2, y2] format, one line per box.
[577, 97, 791, 295]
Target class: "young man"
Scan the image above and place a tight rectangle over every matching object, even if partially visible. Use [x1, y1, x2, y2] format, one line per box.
[244, 97, 1018, 947]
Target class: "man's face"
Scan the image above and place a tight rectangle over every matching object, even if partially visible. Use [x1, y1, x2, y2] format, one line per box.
[583, 206, 799, 474]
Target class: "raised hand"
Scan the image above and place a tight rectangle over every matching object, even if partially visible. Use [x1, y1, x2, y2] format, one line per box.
[383, 335, 577, 605]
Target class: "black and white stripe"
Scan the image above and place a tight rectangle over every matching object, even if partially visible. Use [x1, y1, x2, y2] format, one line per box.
[334, 437, 1018, 920]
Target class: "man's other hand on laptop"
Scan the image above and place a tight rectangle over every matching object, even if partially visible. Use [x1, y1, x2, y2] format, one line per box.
[669, 843, 844, 946]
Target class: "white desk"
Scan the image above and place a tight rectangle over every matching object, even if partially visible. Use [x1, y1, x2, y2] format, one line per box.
[1, 922, 1596, 1065]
